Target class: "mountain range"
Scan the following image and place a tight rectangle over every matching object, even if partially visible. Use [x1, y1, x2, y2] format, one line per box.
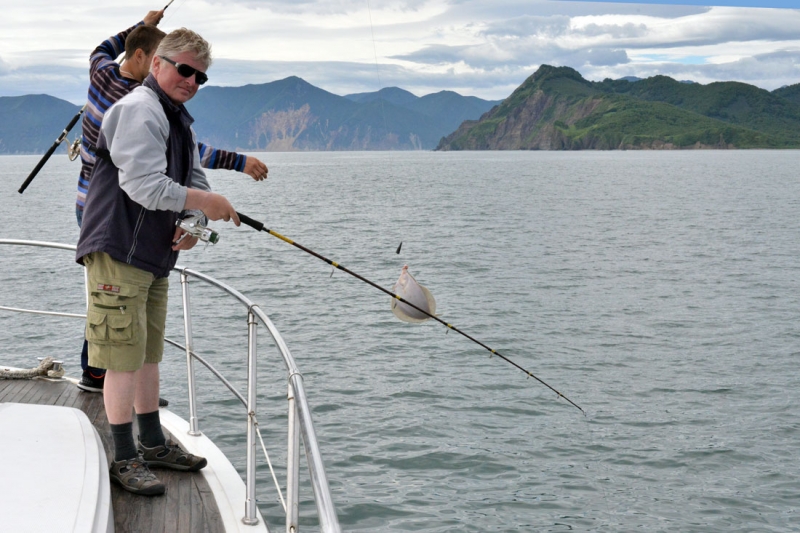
[3, 67, 800, 155]
[185, 76, 501, 151]
[438, 65, 800, 150]
[0, 78, 500, 155]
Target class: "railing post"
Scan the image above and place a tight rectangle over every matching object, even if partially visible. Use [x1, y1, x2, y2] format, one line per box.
[180, 271, 200, 436]
[243, 309, 260, 525]
[289, 374, 341, 532]
[286, 380, 300, 533]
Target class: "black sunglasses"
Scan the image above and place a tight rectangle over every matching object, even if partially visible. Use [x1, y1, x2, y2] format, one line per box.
[159, 56, 208, 85]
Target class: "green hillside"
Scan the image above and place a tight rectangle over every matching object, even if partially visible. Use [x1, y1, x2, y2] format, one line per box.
[598, 75, 800, 143]
[555, 97, 782, 149]
[773, 83, 800, 105]
[438, 65, 800, 150]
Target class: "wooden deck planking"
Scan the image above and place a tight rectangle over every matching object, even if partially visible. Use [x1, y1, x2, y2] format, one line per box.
[21, 379, 47, 404]
[0, 379, 34, 402]
[0, 377, 225, 533]
[24, 377, 56, 405]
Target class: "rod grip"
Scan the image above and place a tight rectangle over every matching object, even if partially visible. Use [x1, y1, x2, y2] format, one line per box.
[18, 141, 60, 194]
[236, 212, 265, 232]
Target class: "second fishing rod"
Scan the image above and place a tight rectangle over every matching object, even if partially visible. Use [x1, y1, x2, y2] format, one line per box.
[234, 211, 584, 414]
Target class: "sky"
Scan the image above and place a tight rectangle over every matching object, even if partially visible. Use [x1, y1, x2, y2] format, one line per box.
[1, 0, 799, 104]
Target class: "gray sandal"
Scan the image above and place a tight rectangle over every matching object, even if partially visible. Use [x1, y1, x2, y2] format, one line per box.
[138, 439, 207, 472]
[109, 455, 165, 496]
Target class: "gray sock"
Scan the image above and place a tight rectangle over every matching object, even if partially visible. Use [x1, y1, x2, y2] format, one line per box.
[137, 410, 166, 448]
[110, 422, 137, 461]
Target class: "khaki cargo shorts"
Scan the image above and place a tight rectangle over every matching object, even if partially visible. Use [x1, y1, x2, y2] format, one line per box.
[83, 252, 169, 372]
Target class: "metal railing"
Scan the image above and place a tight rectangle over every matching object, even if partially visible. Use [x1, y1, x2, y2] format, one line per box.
[0, 239, 341, 533]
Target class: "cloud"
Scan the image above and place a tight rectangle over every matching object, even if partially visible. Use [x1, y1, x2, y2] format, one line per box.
[201, 0, 436, 16]
[557, 0, 794, 9]
[662, 49, 800, 88]
[578, 21, 649, 39]
[583, 48, 631, 66]
[0, 64, 87, 103]
[583, 48, 800, 90]
[1, 1, 799, 102]
[393, 39, 630, 70]
[480, 15, 572, 39]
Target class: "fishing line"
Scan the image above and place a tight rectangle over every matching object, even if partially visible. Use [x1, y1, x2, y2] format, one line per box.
[365, 0, 389, 135]
[365, 0, 406, 257]
[161, 0, 190, 25]
[235, 211, 584, 414]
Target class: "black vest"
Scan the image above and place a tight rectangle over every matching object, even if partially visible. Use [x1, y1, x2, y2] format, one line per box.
[76, 75, 195, 278]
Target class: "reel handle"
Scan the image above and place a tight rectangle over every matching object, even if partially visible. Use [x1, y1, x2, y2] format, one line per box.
[177, 215, 219, 245]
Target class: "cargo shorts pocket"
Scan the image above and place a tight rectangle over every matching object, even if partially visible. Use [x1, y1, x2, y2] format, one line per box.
[86, 309, 136, 345]
[86, 284, 139, 345]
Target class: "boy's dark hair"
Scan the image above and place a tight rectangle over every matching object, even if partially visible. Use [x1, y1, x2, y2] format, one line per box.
[124, 25, 167, 61]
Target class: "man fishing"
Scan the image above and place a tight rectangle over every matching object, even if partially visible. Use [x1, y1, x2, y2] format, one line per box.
[76, 10, 269, 394]
[76, 27, 240, 495]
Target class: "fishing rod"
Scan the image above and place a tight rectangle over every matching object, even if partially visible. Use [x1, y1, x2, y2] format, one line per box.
[235, 212, 584, 414]
[18, 104, 86, 194]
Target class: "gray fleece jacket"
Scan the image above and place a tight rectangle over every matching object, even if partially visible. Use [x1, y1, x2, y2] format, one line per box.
[76, 74, 210, 278]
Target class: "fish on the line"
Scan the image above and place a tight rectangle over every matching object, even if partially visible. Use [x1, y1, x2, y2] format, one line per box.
[391, 265, 436, 323]
[233, 212, 584, 413]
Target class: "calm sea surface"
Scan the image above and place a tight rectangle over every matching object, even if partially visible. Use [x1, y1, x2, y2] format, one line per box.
[1, 150, 800, 532]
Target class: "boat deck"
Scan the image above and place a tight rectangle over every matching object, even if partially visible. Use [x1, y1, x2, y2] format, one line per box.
[0, 377, 224, 533]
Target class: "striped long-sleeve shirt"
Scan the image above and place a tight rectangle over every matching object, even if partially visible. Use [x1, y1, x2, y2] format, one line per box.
[76, 22, 247, 214]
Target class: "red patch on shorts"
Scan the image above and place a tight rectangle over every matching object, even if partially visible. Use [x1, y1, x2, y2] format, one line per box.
[97, 284, 121, 293]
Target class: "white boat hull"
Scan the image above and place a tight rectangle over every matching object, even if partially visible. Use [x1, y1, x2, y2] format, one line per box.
[0, 402, 114, 533]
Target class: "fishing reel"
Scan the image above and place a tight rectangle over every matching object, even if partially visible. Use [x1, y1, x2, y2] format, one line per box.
[67, 137, 81, 161]
[176, 214, 219, 246]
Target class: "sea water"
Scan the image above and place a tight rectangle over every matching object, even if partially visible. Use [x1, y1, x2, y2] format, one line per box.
[1, 150, 799, 532]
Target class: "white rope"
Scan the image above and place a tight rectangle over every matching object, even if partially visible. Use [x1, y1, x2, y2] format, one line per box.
[0, 357, 64, 380]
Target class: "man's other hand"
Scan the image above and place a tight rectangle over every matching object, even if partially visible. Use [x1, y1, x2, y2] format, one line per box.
[172, 227, 199, 251]
[243, 156, 268, 181]
[144, 10, 165, 26]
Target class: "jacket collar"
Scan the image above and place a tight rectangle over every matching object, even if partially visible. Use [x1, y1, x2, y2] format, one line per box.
[143, 74, 195, 128]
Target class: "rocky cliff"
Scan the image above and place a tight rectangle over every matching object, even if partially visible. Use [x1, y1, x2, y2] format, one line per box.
[437, 65, 800, 150]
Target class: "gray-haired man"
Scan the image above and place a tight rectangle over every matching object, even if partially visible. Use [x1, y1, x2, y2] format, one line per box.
[76, 28, 238, 495]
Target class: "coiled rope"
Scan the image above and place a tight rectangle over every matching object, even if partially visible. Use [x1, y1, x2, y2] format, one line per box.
[0, 357, 65, 380]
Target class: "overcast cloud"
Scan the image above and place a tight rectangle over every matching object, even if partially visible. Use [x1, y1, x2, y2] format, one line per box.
[0, 0, 798, 104]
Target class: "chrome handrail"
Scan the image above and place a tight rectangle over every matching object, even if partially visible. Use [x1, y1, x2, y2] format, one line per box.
[0, 239, 341, 533]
